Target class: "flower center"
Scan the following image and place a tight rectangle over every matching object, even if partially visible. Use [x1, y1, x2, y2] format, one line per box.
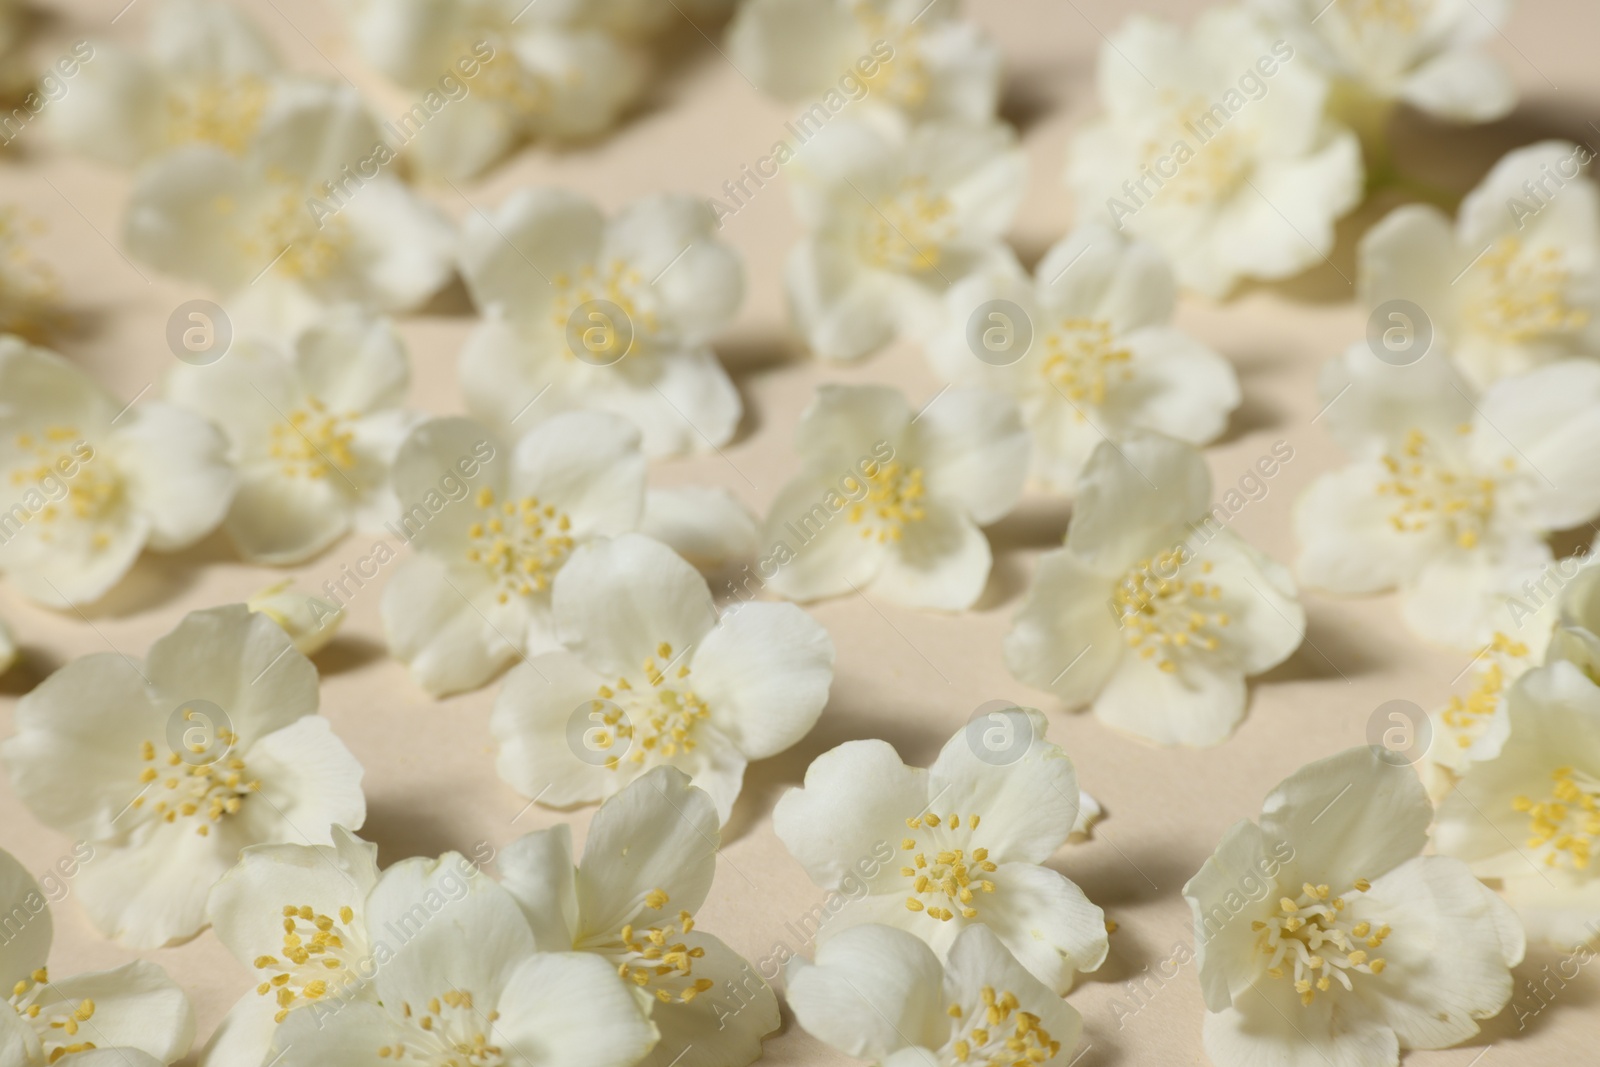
[858, 178, 954, 272]
[381, 991, 504, 1066]
[7, 426, 119, 548]
[164, 75, 270, 155]
[898, 812, 997, 923]
[1462, 237, 1591, 345]
[585, 888, 716, 1005]
[10, 968, 98, 1061]
[254, 903, 363, 1022]
[1255, 880, 1389, 1006]
[1038, 318, 1134, 411]
[467, 36, 556, 119]
[132, 736, 260, 834]
[1377, 428, 1501, 549]
[1111, 553, 1231, 673]
[1513, 766, 1600, 870]
[228, 169, 352, 282]
[846, 459, 927, 543]
[945, 985, 1061, 1067]
[546, 260, 660, 361]
[1439, 632, 1528, 750]
[587, 643, 711, 771]
[267, 400, 359, 479]
[851, 6, 929, 108]
[1139, 97, 1258, 206]
[465, 488, 575, 604]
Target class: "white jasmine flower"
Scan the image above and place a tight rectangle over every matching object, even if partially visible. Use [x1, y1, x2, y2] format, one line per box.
[1360, 141, 1600, 389]
[0, 336, 233, 608]
[1434, 658, 1600, 948]
[50, 0, 288, 167]
[934, 223, 1240, 491]
[772, 707, 1108, 993]
[248, 579, 345, 657]
[1186, 746, 1523, 1067]
[0, 846, 196, 1066]
[1066, 7, 1362, 299]
[1295, 347, 1600, 649]
[124, 82, 455, 327]
[0, 604, 367, 948]
[166, 308, 421, 565]
[271, 849, 658, 1067]
[758, 383, 1028, 609]
[380, 412, 646, 697]
[1253, 0, 1516, 123]
[499, 766, 779, 1067]
[198, 826, 379, 1067]
[457, 189, 744, 458]
[786, 923, 1084, 1067]
[1005, 432, 1303, 746]
[727, 0, 1001, 123]
[491, 533, 833, 823]
[785, 114, 1026, 362]
[344, 0, 645, 179]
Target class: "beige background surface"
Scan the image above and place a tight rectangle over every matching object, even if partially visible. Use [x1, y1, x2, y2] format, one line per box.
[3, 0, 1600, 1063]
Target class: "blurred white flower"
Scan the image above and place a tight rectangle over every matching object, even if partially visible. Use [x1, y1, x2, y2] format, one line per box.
[270, 849, 658, 1067]
[380, 412, 647, 697]
[499, 766, 780, 1067]
[166, 308, 421, 565]
[758, 383, 1028, 610]
[50, 0, 290, 166]
[124, 82, 455, 330]
[773, 707, 1108, 994]
[199, 826, 379, 1067]
[0, 846, 196, 1066]
[0, 207, 60, 342]
[1425, 631, 1545, 786]
[1186, 746, 1523, 1066]
[344, 0, 645, 179]
[1254, 0, 1516, 123]
[785, 114, 1025, 362]
[727, 0, 1001, 123]
[786, 923, 1084, 1067]
[1295, 347, 1600, 649]
[492, 533, 833, 823]
[0, 336, 233, 608]
[247, 578, 345, 656]
[1066, 6, 1362, 299]
[1360, 141, 1600, 389]
[935, 223, 1240, 491]
[1006, 432, 1303, 746]
[0, 604, 367, 948]
[458, 189, 744, 458]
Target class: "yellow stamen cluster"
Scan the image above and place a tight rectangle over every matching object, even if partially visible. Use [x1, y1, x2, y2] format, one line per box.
[1254, 880, 1388, 1006]
[1112, 552, 1229, 672]
[268, 398, 359, 479]
[946, 986, 1061, 1066]
[1377, 427, 1500, 549]
[592, 643, 711, 771]
[852, 7, 929, 108]
[8, 426, 117, 549]
[609, 890, 714, 1004]
[164, 76, 270, 155]
[547, 260, 659, 363]
[132, 733, 259, 834]
[1463, 237, 1591, 344]
[900, 811, 996, 923]
[380, 991, 504, 1064]
[231, 167, 352, 281]
[859, 177, 954, 273]
[465, 487, 575, 604]
[846, 459, 927, 543]
[9, 967, 98, 1063]
[1440, 632, 1528, 749]
[254, 903, 359, 1023]
[471, 39, 561, 118]
[1513, 765, 1600, 869]
[1039, 317, 1133, 411]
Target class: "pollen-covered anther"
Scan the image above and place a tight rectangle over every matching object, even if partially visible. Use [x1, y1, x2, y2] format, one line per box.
[1255, 877, 1388, 1006]
[465, 487, 575, 604]
[1376, 428, 1498, 550]
[900, 812, 996, 923]
[1512, 765, 1600, 869]
[946, 985, 1060, 1066]
[846, 459, 928, 543]
[1112, 550, 1229, 672]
